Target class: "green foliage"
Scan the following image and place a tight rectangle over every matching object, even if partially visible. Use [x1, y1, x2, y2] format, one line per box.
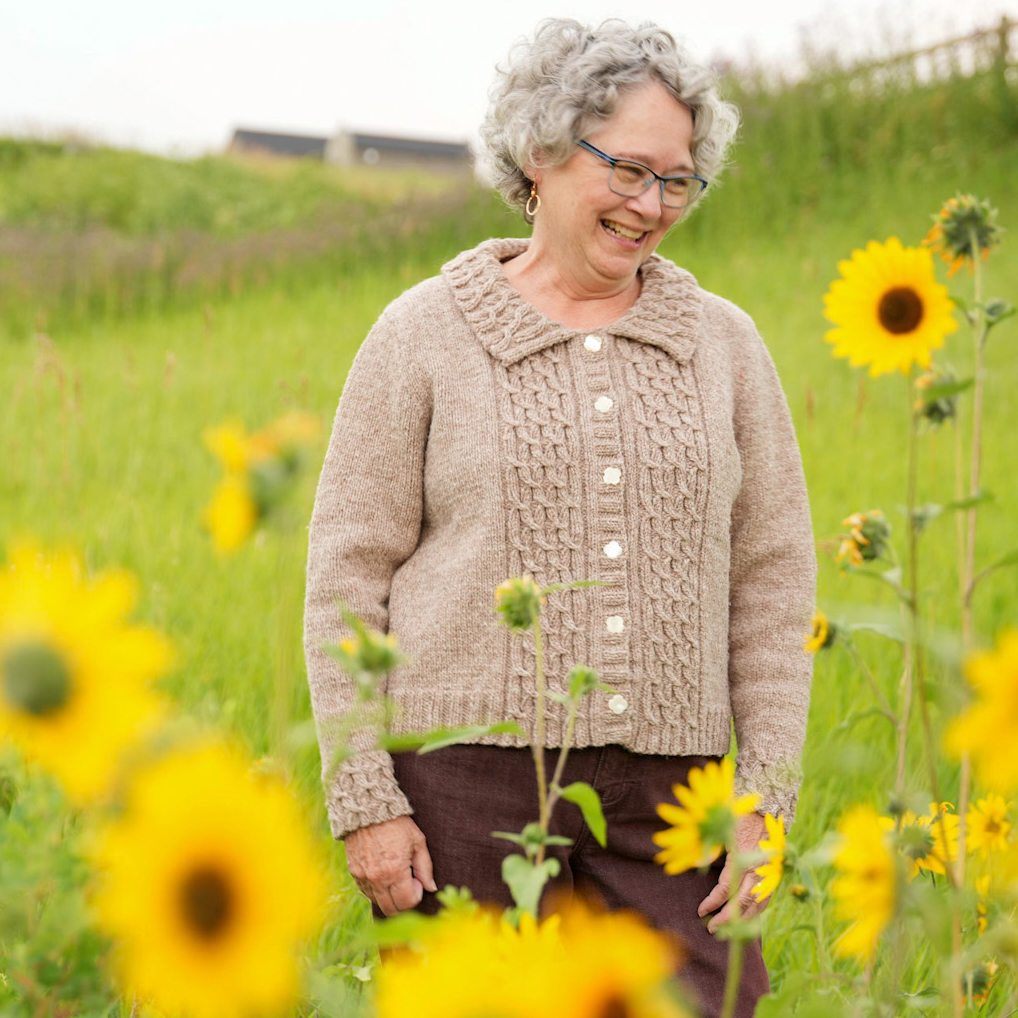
[554, 781, 607, 847]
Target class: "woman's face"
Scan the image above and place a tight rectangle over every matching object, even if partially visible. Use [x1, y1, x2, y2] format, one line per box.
[529, 79, 695, 290]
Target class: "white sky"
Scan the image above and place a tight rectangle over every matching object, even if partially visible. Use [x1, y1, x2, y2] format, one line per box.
[1, 0, 1015, 155]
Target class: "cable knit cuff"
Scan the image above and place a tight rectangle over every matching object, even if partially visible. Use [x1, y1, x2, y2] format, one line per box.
[734, 757, 802, 830]
[324, 749, 413, 840]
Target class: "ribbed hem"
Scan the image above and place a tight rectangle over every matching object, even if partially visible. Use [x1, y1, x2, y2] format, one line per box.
[386, 688, 733, 757]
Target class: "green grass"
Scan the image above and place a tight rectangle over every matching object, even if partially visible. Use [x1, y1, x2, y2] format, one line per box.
[2, 57, 1017, 1014]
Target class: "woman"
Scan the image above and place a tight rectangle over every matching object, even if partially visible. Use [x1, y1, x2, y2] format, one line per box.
[304, 18, 815, 1018]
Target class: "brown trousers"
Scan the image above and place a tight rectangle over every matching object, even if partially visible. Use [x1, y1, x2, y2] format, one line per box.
[371, 744, 769, 1018]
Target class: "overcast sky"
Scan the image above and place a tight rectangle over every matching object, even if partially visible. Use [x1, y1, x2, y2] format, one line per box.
[2, 0, 1015, 155]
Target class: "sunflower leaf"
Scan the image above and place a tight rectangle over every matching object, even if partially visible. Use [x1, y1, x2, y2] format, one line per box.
[554, 781, 608, 847]
[501, 854, 560, 917]
[381, 721, 525, 755]
[918, 377, 973, 401]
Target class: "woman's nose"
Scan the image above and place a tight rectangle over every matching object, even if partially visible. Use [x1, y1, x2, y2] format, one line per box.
[625, 182, 663, 219]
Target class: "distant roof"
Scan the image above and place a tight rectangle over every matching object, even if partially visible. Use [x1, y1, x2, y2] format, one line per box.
[350, 132, 470, 159]
[231, 129, 328, 157]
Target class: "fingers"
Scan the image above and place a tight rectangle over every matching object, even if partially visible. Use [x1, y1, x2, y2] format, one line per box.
[705, 869, 768, 935]
[411, 837, 439, 894]
[697, 861, 731, 918]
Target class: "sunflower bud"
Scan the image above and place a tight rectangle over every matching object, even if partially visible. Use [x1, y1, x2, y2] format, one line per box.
[923, 194, 1003, 277]
[789, 883, 810, 901]
[836, 510, 891, 568]
[2, 642, 72, 716]
[329, 614, 404, 684]
[913, 368, 961, 426]
[803, 609, 837, 653]
[567, 664, 600, 700]
[495, 576, 544, 632]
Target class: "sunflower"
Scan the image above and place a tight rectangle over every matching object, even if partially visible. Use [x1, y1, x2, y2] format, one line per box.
[376, 899, 690, 1018]
[946, 630, 1018, 791]
[804, 610, 835, 653]
[823, 237, 958, 378]
[895, 802, 958, 880]
[831, 804, 897, 961]
[91, 741, 327, 1018]
[923, 194, 1002, 277]
[0, 542, 169, 802]
[553, 900, 690, 1018]
[835, 510, 891, 570]
[653, 758, 761, 874]
[967, 794, 1012, 860]
[752, 814, 786, 902]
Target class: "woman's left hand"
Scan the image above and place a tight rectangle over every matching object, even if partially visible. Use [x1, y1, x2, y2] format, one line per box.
[697, 812, 771, 935]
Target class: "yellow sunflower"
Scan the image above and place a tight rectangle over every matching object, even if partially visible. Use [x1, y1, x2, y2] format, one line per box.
[653, 758, 761, 874]
[202, 474, 258, 555]
[553, 900, 690, 1018]
[0, 542, 170, 802]
[895, 802, 958, 880]
[804, 610, 834, 653]
[377, 899, 690, 1018]
[946, 630, 1018, 791]
[91, 741, 327, 1018]
[823, 237, 958, 378]
[752, 814, 786, 902]
[967, 794, 1012, 860]
[831, 804, 897, 961]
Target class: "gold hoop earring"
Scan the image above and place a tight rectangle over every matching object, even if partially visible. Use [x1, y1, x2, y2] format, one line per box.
[525, 185, 541, 217]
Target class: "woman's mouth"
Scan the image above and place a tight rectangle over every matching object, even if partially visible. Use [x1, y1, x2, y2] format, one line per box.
[601, 219, 646, 248]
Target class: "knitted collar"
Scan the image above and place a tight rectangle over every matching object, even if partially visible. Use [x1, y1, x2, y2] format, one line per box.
[441, 237, 701, 366]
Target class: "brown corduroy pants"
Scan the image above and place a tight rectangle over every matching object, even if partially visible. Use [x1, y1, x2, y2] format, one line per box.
[371, 744, 769, 1018]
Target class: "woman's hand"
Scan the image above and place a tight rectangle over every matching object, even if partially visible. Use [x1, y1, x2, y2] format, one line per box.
[697, 812, 771, 934]
[344, 815, 438, 917]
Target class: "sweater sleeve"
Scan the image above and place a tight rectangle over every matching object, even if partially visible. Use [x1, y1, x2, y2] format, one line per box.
[303, 304, 432, 840]
[726, 322, 816, 827]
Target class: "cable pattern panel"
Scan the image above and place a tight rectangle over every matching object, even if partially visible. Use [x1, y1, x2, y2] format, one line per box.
[495, 347, 589, 724]
[616, 338, 708, 728]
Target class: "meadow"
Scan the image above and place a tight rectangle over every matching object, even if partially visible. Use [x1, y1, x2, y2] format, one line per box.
[1, 37, 1017, 1017]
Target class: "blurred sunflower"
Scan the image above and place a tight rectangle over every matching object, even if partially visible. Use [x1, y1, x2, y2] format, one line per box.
[804, 610, 835, 653]
[201, 413, 322, 555]
[896, 802, 958, 880]
[923, 194, 1002, 277]
[92, 741, 327, 1018]
[967, 794, 1012, 860]
[835, 510, 891, 570]
[376, 899, 690, 1018]
[653, 758, 760, 874]
[0, 542, 169, 801]
[946, 630, 1018, 791]
[823, 237, 957, 378]
[831, 804, 897, 961]
[752, 814, 786, 902]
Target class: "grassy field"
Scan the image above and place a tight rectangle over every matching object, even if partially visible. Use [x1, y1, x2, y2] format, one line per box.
[2, 55, 1017, 1013]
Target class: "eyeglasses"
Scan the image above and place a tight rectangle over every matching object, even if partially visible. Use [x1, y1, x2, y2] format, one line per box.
[576, 140, 708, 210]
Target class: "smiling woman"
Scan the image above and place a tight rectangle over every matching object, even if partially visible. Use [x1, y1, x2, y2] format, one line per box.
[304, 18, 816, 1018]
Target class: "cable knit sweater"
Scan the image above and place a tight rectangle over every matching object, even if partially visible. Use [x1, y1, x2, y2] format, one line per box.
[304, 237, 816, 841]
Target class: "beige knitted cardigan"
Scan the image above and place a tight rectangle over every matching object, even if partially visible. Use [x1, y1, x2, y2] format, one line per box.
[304, 237, 816, 841]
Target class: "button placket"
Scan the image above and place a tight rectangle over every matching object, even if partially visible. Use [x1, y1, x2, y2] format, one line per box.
[574, 332, 630, 719]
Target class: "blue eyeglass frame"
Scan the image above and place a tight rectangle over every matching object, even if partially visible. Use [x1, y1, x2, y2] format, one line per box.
[575, 140, 708, 207]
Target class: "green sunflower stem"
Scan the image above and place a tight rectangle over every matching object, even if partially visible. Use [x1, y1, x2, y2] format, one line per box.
[532, 617, 551, 863]
[719, 854, 745, 1018]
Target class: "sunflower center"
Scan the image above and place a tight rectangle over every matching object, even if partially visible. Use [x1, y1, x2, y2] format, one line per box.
[180, 865, 235, 940]
[1, 642, 72, 716]
[597, 993, 631, 1018]
[878, 287, 924, 335]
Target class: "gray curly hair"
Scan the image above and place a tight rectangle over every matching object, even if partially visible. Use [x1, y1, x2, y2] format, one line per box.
[479, 18, 739, 219]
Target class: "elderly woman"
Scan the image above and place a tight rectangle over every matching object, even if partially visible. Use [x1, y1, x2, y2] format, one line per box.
[304, 17, 815, 1018]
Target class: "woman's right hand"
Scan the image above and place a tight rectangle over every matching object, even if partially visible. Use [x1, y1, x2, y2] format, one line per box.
[344, 815, 438, 916]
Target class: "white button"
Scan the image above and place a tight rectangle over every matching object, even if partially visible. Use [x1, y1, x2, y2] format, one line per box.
[603, 467, 621, 485]
[604, 540, 622, 559]
[608, 694, 628, 715]
[584, 335, 603, 352]
[594, 396, 614, 412]
[606, 616, 624, 634]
